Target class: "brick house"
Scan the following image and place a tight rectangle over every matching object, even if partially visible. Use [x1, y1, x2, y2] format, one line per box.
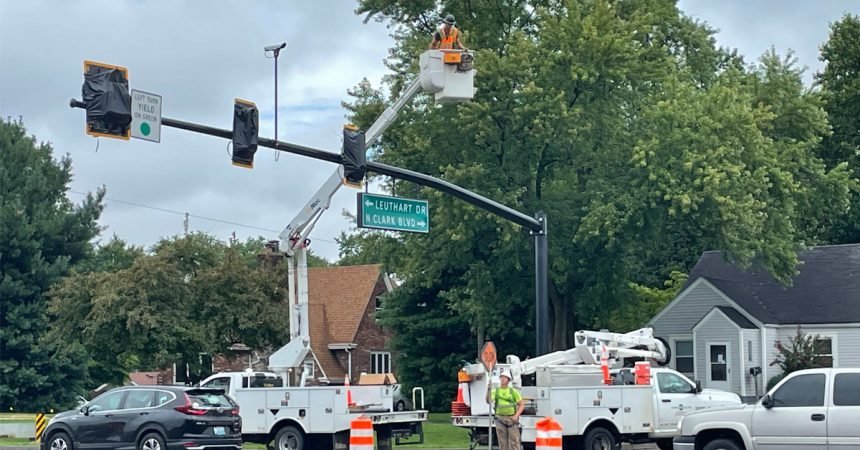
[138, 263, 395, 386]
[307, 264, 395, 385]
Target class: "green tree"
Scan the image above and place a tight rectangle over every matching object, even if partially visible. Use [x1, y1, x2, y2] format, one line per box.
[49, 233, 291, 386]
[75, 235, 144, 273]
[339, 0, 849, 397]
[607, 272, 687, 332]
[0, 118, 104, 410]
[817, 14, 860, 243]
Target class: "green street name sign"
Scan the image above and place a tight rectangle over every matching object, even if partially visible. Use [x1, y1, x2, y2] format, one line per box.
[357, 192, 429, 233]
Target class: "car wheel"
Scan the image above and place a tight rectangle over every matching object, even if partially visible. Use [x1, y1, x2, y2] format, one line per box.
[396, 400, 406, 411]
[49, 432, 74, 450]
[582, 426, 619, 450]
[656, 438, 674, 450]
[274, 425, 304, 450]
[703, 438, 742, 450]
[139, 432, 166, 450]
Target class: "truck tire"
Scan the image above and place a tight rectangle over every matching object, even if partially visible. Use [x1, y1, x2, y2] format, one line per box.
[656, 438, 674, 450]
[703, 438, 742, 450]
[582, 426, 619, 450]
[273, 425, 304, 450]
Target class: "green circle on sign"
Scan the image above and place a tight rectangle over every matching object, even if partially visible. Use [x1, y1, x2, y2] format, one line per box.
[140, 122, 151, 136]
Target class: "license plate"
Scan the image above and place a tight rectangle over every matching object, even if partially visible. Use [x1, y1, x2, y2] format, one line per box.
[214, 426, 225, 436]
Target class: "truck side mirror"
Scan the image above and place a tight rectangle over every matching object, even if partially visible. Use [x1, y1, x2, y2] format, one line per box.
[761, 394, 773, 409]
[695, 380, 702, 394]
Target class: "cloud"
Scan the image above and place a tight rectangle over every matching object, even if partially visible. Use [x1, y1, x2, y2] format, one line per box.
[3, 1, 858, 261]
[0, 0, 392, 260]
[678, 0, 859, 82]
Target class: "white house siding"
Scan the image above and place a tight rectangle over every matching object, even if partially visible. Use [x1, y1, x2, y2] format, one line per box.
[741, 329, 761, 397]
[693, 312, 741, 394]
[769, 325, 860, 374]
[651, 280, 733, 338]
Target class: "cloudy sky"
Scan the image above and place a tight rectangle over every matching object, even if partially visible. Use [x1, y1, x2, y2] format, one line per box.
[1, 1, 858, 261]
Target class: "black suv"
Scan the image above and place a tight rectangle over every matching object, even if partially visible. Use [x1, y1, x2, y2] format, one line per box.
[40, 386, 241, 450]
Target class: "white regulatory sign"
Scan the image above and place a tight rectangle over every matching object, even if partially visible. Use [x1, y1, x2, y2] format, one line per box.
[131, 89, 162, 143]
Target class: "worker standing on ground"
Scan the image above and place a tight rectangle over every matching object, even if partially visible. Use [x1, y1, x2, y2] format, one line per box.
[486, 369, 525, 450]
[429, 14, 465, 50]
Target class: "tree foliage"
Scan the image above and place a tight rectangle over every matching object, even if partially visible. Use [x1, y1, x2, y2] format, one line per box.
[817, 14, 860, 243]
[49, 233, 291, 388]
[341, 0, 851, 400]
[0, 118, 104, 411]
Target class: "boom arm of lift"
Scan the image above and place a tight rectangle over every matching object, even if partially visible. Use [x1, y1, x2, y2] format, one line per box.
[501, 327, 669, 380]
[270, 78, 427, 379]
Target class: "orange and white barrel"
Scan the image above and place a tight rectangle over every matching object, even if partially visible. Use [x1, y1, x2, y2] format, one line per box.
[349, 416, 374, 450]
[535, 417, 563, 450]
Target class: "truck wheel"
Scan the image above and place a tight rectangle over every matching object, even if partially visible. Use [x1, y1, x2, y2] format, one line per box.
[273, 425, 304, 450]
[656, 438, 674, 450]
[703, 439, 742, 450]
[582, 426, 619, 450]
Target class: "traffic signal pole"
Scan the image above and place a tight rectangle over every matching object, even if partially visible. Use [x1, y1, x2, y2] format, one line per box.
[69, 99, 552, 356]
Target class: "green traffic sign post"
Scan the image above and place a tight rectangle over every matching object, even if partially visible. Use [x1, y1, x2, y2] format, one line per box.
[357, 192, 429, 233]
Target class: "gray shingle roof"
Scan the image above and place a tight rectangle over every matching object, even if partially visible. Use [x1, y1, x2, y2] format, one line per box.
[685, 244, 860, 325]
[714, 306, 758, 329]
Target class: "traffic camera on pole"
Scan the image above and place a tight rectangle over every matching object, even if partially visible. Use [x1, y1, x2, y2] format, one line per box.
[82, 60, 132, 140]
[231, 98, 259, 168]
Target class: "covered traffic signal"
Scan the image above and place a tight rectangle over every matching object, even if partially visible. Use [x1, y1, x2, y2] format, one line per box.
[342, 124, 366, 184]
[232, 98, 259, 169]
[82, 60, 131, 140]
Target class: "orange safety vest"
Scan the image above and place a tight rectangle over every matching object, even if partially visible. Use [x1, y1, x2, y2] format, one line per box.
[439, 27, 459, 49]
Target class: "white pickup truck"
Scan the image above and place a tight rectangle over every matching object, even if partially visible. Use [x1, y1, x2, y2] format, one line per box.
[674, 368, 860, 450]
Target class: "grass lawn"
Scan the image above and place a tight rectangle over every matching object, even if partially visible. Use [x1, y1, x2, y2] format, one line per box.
[395, 413, 469, 449]
[0, 437, 36, 445]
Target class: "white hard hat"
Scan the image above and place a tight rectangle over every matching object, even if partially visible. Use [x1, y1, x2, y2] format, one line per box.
[500, 369, 512, 380]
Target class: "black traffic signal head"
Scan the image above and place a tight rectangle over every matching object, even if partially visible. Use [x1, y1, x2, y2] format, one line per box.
[82, 60, 131, 140]
[232, 98, 259, 169]
[342, 124, 366, 184]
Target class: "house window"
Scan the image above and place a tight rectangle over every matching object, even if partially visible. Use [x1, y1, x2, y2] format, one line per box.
[814, 337, 834, 367]
[303, 360, 315, 378]
[375, 296, 383, 312]
[747, 340, 753, 362]
[709, 345, 728, 382]
[371, 352, 391, 374]
[674, 340, 694, 375]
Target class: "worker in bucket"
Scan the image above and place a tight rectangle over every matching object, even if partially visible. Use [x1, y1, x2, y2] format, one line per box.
[487, 369, 525, 450]
[429, 14, 465, 50]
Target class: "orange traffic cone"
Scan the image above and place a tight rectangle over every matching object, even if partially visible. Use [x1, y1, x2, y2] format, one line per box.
[345, 375, 355, 406]
[451, 382, 471, 416]
[601, 344, 611, 385]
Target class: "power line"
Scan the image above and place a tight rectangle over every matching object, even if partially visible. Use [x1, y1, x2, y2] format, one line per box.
[67, 189, 340, 246]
